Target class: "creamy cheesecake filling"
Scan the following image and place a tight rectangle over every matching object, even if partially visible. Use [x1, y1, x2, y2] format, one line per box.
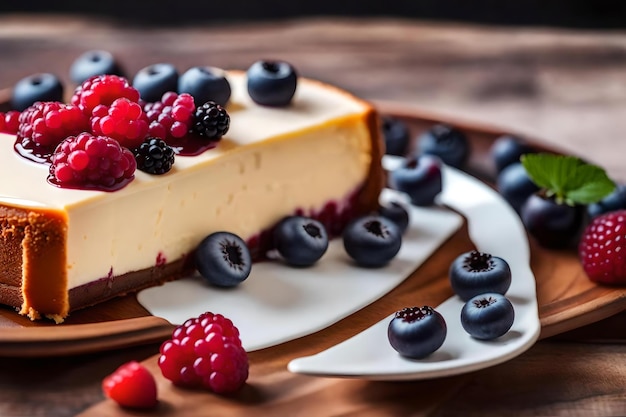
[0, 72, 378, 314]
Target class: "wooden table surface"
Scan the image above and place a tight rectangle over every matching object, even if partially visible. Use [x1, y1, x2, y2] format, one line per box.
[1, 14, 626, 416]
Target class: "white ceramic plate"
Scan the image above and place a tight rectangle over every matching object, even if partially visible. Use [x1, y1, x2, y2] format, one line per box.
[287, 163, 541, 380]
[138, 188, 463, 351]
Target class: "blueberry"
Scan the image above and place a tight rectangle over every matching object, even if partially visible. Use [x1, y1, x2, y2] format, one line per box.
[449, 250, 512, 301]
[378, 200, 410, 234]
[194, 231, 252, 287]
[273, 216, 329, 267]
[496, 162, 540, 214]
[490, 135, 535, 174]
[69, 50, 124, 84]
[381, 116, 410, 156]
[247, 60, 298, 107]
[387, 306, 447, 359]
[178, 66, 232, 107]
[388, 154, 443, 206]
[461, 293, 515, 340]
[343, 215, 402, 268]
[588, 184, 626, 218]
[11, 73, 63, 111]
[521, 193, 587, 249]
[132, 63, 179, 103]
[417, 124, 470, 169]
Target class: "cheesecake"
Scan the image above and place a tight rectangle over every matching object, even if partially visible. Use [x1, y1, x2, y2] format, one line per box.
[0, 71, 384, 322]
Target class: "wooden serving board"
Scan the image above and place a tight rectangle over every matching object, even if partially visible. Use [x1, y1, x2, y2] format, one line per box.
[0, 100, 623, 358]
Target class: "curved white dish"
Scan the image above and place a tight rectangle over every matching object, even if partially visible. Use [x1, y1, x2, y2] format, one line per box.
[288, 164, 541, 380]
[138, 189, 463, 351]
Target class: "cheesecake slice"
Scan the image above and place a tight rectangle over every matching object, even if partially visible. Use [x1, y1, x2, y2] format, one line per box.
[0, 71, 384, 322]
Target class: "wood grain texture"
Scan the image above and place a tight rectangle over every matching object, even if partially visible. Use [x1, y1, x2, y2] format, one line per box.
[0, 14, 625, 417]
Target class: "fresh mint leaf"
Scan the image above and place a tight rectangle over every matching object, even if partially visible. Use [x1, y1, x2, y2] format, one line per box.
[520, 153, 615, 205]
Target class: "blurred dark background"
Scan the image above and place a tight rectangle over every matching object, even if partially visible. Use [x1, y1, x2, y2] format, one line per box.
[1, 0, 626, 27]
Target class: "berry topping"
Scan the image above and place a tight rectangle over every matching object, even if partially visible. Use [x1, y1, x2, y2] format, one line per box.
[193, 101, 230, 140]
[158, 311, 249, 394]
[388, 306, 447, 359]
[135, 137, 175, 175]
[102, 360, 158, 409]
[144, 92, 195, 141]
[17, 101, 89, 148]
[273, 216, 329, 267]
[461, 293, 515, 340]
[0, 111, 21, 134]
[388, 154, 443, 206]
[48, 133, 136, 191]
[132, 63, 179, 103]
[178, 66, 232, 107]
[11, 73, 64, 112]
[342, 215, 402, 268]
[246, 60, 298, 107]
[381, 116, 410, 157]
[449, 250, 512, 301]
[71, 74, 140, 115]
[195, 232, 252, 287]
[90, 97, 148, 148]
[579, 210, 626, 285]
[417, 124, 470, 169]
[70, 50, 125, 84]
[520, 153, 615, 248]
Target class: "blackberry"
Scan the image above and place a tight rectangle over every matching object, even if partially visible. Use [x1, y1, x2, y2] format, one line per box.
[193, 101, 229, 140]
[135, 137, 175, 175]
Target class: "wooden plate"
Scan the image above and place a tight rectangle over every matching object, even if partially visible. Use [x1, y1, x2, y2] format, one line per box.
[0, 99, 623, 357]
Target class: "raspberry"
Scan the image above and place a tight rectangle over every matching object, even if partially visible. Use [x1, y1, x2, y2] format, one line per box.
[17, 102, 88, 148]
[90, 98, 149, 149]
[0, 111, 21, 134]
[579, 209, 626, 285]
[158, 312, 248, 394]
[102, 361, 158, 409]
[143, 92, 195, 141]
[192, 101, 229, 140]
[49, 132, 136, 190]
[71, 74, 140, 115]
[135, 137, 175, 175]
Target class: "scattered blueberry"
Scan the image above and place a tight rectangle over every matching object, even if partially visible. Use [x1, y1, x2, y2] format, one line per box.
[11, 73, 64, 111]
[417, 124, 470, 169]
[247, 60, 298, 106]
[378, 200, 410, 234]
[273, 216, 329, 267]
[343, 215, 402, 267]
[461, 293, 515, 340]
[132, 63, 179, 103]
[381, 116, 410, 156]
[388, 154, 443, 206]
[69, 50, 124, 84]
[195, 231, 252, 287]
[496, 162, 540, 214]
[449, 250, 512, 301]
[588, 184, 626, 218]
[521, 193, 587, 249]
[388, 306, 447, 359]
[490, 135, 534, 174]
[178, 66, 232, 107]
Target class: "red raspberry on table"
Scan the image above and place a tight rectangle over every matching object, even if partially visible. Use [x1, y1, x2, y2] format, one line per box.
[102, 360, 158, 409]
[90, 98, 149, 149]
[579, 209, 626, 285]
[158, 311, 249, 394]
[0, 111, 20, 134]
[49, 132, 136, 190]
[17, 102, 88, 148]
[71, 74, 140, 115]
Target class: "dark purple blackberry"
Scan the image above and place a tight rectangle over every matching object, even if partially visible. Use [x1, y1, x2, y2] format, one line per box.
[135, 137, 175, 175]
[193, 101, 230, 140]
